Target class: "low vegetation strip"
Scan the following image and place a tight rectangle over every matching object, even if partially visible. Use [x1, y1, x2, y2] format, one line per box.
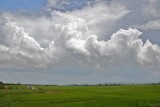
[0, 84, 160, 107]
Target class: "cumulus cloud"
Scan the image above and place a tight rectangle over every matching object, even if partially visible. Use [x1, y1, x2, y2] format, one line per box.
[2, 0, 129, 45]
[67, 0, 129, 37]
[0, 17, 48, 68]
[0, 0, 160, 84]
[138, 40, 160, 71]
[0, 15, 160, 73]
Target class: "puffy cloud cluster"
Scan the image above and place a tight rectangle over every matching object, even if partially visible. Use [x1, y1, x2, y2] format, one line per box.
[0, 17, 47, 68]
[1, 13, 160, 73]
[0, 0, 160, 83]
[138, 40, 160, 71]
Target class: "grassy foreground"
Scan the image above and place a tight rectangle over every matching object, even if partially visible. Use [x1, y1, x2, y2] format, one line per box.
[0, 84, 160, 107]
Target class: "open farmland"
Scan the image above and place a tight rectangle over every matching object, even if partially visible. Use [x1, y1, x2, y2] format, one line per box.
[0, 84, 160, 107]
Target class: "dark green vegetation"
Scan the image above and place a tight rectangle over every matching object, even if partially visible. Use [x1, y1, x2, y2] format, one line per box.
[0, 84, 160, 107]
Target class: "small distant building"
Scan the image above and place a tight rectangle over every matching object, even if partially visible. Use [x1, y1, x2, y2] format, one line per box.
[27, 85, 37, 90]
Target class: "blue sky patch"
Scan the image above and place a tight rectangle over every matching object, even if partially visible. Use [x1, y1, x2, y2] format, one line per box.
[0, 0, 47, 10]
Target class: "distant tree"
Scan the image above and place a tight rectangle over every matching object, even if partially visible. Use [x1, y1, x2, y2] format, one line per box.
[17, 82, 21, 85]
[0, 81, 4, 89]
[0, 81, 3, 84]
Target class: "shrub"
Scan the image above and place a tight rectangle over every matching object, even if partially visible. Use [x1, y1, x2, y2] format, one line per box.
[0, 85, 4, 89]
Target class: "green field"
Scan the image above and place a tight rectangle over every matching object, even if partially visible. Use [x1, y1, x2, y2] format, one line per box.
[0, 84, 160, 107]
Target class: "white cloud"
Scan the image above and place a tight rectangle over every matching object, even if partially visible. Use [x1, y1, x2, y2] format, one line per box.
[0, 17, 49, 68]
[68, 1, 129, 37]
[143, 0, 160, 18]
[0, 0, 160, 84]
[65, 38, 90, 56]
[135, 20, 160, 30]
[148, 0, 159, 3]
[46, 0, 69, 11]
[133, 0, 160, 30]
[138, 40, 160, 71]
[1, 16, 158, 74]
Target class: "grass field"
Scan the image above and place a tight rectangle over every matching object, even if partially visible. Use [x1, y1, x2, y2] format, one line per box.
[0, 84, 160, 107]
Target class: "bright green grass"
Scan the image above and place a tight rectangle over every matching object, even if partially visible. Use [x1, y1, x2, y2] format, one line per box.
[0, 85, 160, 107]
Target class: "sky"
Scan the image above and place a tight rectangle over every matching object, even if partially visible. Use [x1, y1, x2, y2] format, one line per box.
[0, 0, 160, 85]
[0, 0, 46, 10]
